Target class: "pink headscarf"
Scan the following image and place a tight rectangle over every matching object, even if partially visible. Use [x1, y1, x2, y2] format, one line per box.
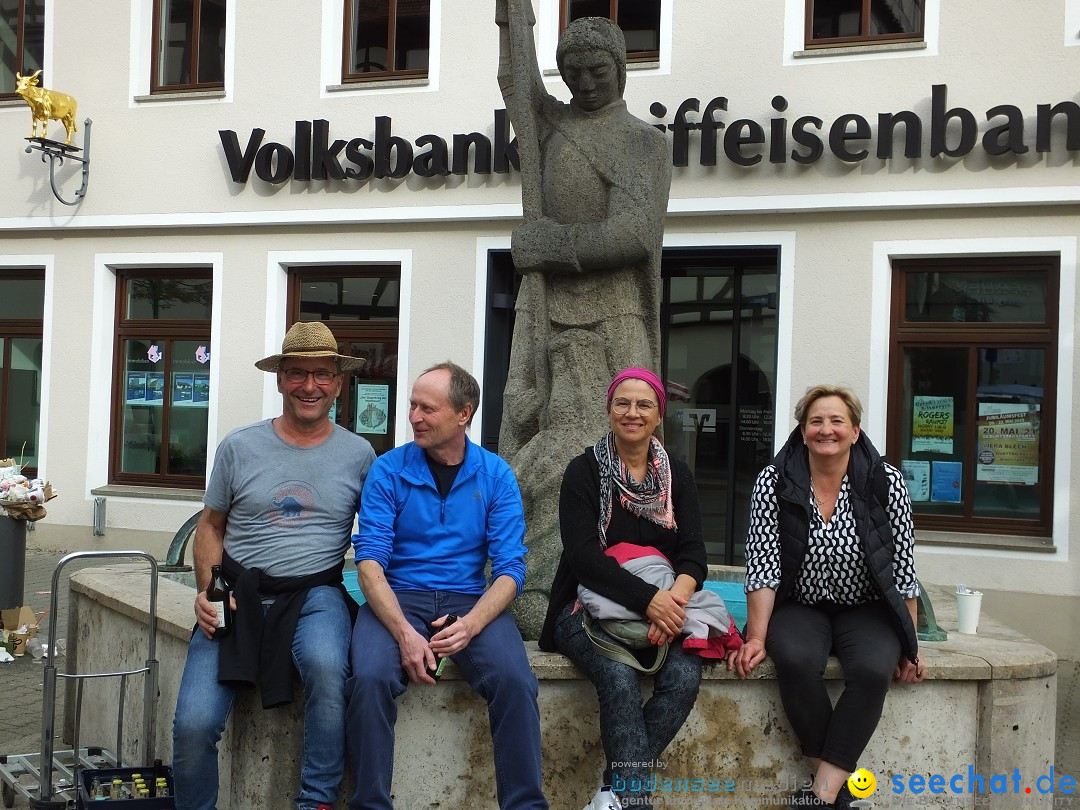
[606, 367, 666, 417]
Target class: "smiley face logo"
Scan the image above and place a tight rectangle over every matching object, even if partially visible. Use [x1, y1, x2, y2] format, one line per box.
[848, 768, 877, 798]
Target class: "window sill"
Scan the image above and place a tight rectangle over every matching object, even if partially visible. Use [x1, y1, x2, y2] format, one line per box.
[917, 530, 1056, 553]
[91, 484, 205, 502]
[542, 60, 662, 79]
[0, 97, 27, 108]
[326, 77, 430, 92]
[794, 41, 927, 58]
[133, 89, 227, 104]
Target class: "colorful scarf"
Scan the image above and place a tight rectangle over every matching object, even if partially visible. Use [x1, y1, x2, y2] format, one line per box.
[593, 431, 677, 549]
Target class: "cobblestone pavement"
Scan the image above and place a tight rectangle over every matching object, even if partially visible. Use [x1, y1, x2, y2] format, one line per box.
[0, 550, 1077, 807]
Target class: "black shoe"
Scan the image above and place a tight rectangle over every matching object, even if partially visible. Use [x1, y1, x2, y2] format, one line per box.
[832, 783, 857, 810]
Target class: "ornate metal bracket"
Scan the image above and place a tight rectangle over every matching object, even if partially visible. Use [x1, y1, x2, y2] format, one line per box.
[24, 117, 92, 206]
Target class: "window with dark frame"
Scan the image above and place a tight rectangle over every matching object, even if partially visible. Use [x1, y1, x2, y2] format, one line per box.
[110, 271, 212, 487]
[1, 0, 45, 100]
[561, 0, 661, 62]
[886, 257, 1057, 539]
[481, 247, 781, 567]
[0, 269, 44, 479]
[805, 0, 924, 48]
[151, 0, 226, 92]
[342, 0, 430, 83]
[287, 266, 400, 455]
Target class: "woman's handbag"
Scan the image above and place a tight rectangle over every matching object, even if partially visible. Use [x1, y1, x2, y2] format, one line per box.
[582, 609, 669, 674]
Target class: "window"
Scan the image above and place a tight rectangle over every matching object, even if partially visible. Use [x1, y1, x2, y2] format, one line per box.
[0, 270, 44, 478]
[1, 0, 44, 100]
[561, 0, 661, 62]
[887, 257, 1057, 537]
[342, 0, 430, 82]
[110, 271, 212, 486]
[288, 266, 400, 454]
[805, 0, 923, 48]
[151, 0, 226, 92]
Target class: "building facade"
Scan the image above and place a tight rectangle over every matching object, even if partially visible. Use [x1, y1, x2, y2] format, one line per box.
[2, 0, 1079, 597]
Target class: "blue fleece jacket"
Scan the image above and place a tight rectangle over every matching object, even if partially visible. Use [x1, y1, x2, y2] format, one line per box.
[353, 437, 527, 594]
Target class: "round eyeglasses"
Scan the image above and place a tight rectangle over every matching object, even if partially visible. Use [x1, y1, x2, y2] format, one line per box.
[611, 397, 658, 415]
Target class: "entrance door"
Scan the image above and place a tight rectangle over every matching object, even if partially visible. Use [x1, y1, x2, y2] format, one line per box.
[661, 248, 779, 565]
[482, 247, 780, 565]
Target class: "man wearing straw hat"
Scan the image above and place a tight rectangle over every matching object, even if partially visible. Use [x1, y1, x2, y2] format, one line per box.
[172, 321, 376, 810]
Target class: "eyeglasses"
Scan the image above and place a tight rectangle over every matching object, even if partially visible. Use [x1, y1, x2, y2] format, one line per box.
[282, 368, 339, 385]
[611, 397, 658, 415]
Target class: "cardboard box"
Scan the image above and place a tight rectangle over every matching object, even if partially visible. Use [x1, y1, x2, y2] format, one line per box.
[1, 606, 40, 638]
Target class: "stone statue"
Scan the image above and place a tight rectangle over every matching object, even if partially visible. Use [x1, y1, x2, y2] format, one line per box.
[496, 0, 672, 638]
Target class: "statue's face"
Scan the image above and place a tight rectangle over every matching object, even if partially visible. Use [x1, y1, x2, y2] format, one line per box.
[561, 50, 619, 112]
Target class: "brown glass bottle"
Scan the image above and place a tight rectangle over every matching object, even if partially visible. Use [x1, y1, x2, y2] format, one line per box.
[207, 565, 232, 638]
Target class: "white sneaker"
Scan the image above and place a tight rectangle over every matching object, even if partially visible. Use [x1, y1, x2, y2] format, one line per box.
[582, 785, 622, 810]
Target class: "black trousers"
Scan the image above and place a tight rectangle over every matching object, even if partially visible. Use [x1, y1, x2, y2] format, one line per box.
[767, 599, 901, 773]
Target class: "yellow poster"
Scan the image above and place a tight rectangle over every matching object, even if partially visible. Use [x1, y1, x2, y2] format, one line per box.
[911, 396, 954, 454]
[976, 403, 1039, 485]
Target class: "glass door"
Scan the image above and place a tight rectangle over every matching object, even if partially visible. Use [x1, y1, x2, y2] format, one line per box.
[661, 249, 780, 565]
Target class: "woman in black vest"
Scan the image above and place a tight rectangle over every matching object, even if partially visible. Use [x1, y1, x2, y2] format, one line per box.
[732, 385, 926, 808]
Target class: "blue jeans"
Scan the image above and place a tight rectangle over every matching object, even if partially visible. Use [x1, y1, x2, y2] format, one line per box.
[172, 585, 351, 810]
[553, 601, 703, 810]
[345, 591, 548, 810]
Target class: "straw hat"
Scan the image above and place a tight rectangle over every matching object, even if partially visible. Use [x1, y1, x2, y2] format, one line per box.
[254, 321, 367, 372]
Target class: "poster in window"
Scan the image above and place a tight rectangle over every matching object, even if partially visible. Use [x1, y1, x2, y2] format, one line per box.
[931, 461, 962, 503]
[976, 403, 1040, 485]
[172, 373, 194, 405]
[126, 372, 147, 404]
[145, 372, 165, 404]
[355, 383, 389, 435]
[901, 460, 930, 502]
[193, 374, 210, 405]
[911, 396, 954, 453]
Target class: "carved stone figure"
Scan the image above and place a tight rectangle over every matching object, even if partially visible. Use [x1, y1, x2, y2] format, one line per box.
[496, 1, 672, 638]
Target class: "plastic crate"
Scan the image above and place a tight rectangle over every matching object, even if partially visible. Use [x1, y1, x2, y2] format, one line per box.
[76, 766, 175, 808]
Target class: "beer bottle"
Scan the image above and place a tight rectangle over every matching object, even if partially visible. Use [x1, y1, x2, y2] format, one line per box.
[429, 614, 458, 681]
[207, 565, 232, 638]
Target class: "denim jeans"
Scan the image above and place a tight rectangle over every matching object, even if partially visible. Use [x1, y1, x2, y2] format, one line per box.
[172, 585, 351, 810]
[553, 601, 702, 810]
[345, 590, 548, 810]
[767, 599, 901, 773]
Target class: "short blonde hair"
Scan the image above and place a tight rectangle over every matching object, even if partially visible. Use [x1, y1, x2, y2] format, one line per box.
[794, 385, 863, 428]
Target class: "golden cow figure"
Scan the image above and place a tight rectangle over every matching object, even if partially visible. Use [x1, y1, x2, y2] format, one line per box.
[15, 70, 78, 145]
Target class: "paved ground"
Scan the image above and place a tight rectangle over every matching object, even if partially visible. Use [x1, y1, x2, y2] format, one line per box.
[0, 550, 1077, 807]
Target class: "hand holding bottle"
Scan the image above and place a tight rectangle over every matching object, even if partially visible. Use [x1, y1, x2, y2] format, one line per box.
[195, 565, 235, 639]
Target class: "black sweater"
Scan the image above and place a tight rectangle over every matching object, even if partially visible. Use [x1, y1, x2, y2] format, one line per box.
[538, 448, 708, 652]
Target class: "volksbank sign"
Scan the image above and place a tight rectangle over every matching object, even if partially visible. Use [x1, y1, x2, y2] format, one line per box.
[219, 84, 1080, 185]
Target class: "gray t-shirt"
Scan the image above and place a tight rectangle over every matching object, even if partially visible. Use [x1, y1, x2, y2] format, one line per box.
[204, 419, 376, 578]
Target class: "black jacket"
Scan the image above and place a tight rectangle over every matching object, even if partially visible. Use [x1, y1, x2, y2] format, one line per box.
[215, 551, 357, 708]
[538, 449, 707, 652]
[772, 427, 918, 663]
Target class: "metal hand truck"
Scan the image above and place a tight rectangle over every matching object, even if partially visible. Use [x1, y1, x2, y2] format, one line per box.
[0, 551, 162, 808]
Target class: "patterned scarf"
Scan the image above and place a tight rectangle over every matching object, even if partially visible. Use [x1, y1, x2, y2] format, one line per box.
[593, 431, 677, 549]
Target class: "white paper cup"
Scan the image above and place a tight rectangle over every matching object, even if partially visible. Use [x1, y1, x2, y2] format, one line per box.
[956, 590, 983, 634]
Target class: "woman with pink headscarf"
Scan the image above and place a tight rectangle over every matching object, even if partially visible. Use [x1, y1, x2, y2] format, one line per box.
[539, 368, 740, 810]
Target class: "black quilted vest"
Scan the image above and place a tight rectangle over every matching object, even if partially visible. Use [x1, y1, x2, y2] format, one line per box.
[772, 427, 918, 663]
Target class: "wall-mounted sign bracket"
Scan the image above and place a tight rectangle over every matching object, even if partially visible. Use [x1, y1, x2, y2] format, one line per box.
[24, 118, 92, 206]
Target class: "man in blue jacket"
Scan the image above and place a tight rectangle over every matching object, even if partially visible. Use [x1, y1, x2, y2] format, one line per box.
[346, 362, 548, 810]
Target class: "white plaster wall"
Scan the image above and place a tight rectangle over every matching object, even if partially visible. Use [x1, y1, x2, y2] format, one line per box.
[1, 3, 1079, 597]
[3, 2, 1080, 224]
